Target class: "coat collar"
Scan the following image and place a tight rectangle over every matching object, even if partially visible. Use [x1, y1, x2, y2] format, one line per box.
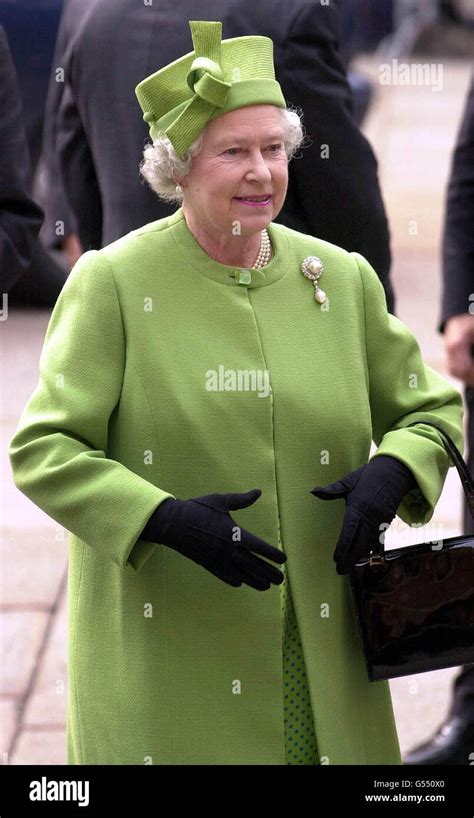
[167, 207, 291, 288]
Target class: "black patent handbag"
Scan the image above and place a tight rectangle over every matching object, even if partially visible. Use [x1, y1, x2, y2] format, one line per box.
[349, 420, 474, 682]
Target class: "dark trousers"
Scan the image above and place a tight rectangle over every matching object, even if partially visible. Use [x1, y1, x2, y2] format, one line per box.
[450, 385, 474, 721]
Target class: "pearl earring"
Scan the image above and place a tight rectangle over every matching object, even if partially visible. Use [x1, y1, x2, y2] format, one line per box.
[175, 183, 183, 195]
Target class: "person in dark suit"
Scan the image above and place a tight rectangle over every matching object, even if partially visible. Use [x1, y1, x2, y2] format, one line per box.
[40, 0, 98, 270]
[50, 0, 395, 312]
[0, 25, 44, 298]
[404, 74, 474, 766]
[2, 4, 80, 307]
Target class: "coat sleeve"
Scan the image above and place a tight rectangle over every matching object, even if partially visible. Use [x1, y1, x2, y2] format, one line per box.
[351, 251, 465, 526]
[8, 249, 175, 573]
[56, 81, 103, 252]
[40, 10, 78, 251]
[439, 76, 474, 334]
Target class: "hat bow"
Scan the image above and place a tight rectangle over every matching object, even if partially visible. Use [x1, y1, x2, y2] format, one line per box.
[166, 21, 231, 156]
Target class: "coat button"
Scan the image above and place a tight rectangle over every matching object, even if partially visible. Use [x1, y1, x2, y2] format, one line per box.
[236, 270, 252, 285]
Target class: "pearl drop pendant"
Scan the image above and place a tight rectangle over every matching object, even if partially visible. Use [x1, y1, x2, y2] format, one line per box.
[301, 256, 327, 304]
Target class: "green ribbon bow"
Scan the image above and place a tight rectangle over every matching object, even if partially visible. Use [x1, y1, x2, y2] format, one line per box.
[165, 21, 231, 158]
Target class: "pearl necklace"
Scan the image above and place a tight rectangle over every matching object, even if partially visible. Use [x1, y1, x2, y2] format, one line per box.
[252, 228, 272, 269]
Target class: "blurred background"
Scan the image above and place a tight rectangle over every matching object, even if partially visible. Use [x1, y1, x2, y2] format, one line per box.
[1, 0, 474, 764]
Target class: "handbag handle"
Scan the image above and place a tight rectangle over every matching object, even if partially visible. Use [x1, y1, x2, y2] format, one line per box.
[403, 420, 474, 522]
[368, 420, 473, 564]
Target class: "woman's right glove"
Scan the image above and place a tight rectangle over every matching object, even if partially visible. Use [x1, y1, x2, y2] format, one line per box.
[138, 488, 287, 591]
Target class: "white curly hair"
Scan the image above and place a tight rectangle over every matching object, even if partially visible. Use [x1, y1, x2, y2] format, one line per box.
[139, 106, 306, 204]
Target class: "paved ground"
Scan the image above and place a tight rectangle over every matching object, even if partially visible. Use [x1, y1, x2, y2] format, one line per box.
[1, 57, 472, 765]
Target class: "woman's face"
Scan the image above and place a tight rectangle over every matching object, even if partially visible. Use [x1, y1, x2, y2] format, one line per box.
[180, 104, 289, 239]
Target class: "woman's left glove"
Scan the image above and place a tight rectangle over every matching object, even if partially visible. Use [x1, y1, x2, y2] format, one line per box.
[310, 455, 420, 575]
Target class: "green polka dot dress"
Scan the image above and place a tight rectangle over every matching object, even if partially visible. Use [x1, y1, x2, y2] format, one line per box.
[280, 557, 320, 765]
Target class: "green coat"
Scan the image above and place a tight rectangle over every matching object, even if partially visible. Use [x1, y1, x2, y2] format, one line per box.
[9, 207, 464, 765]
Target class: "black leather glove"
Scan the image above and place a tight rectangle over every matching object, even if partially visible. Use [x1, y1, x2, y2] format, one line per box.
[310, 455, 420, 575]
[139, 488, 286, 591]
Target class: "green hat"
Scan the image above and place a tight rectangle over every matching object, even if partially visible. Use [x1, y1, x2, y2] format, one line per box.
[135, 20, 286, 159]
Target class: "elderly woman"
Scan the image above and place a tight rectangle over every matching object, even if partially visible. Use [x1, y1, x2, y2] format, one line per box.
[9, 20, 464, 766]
